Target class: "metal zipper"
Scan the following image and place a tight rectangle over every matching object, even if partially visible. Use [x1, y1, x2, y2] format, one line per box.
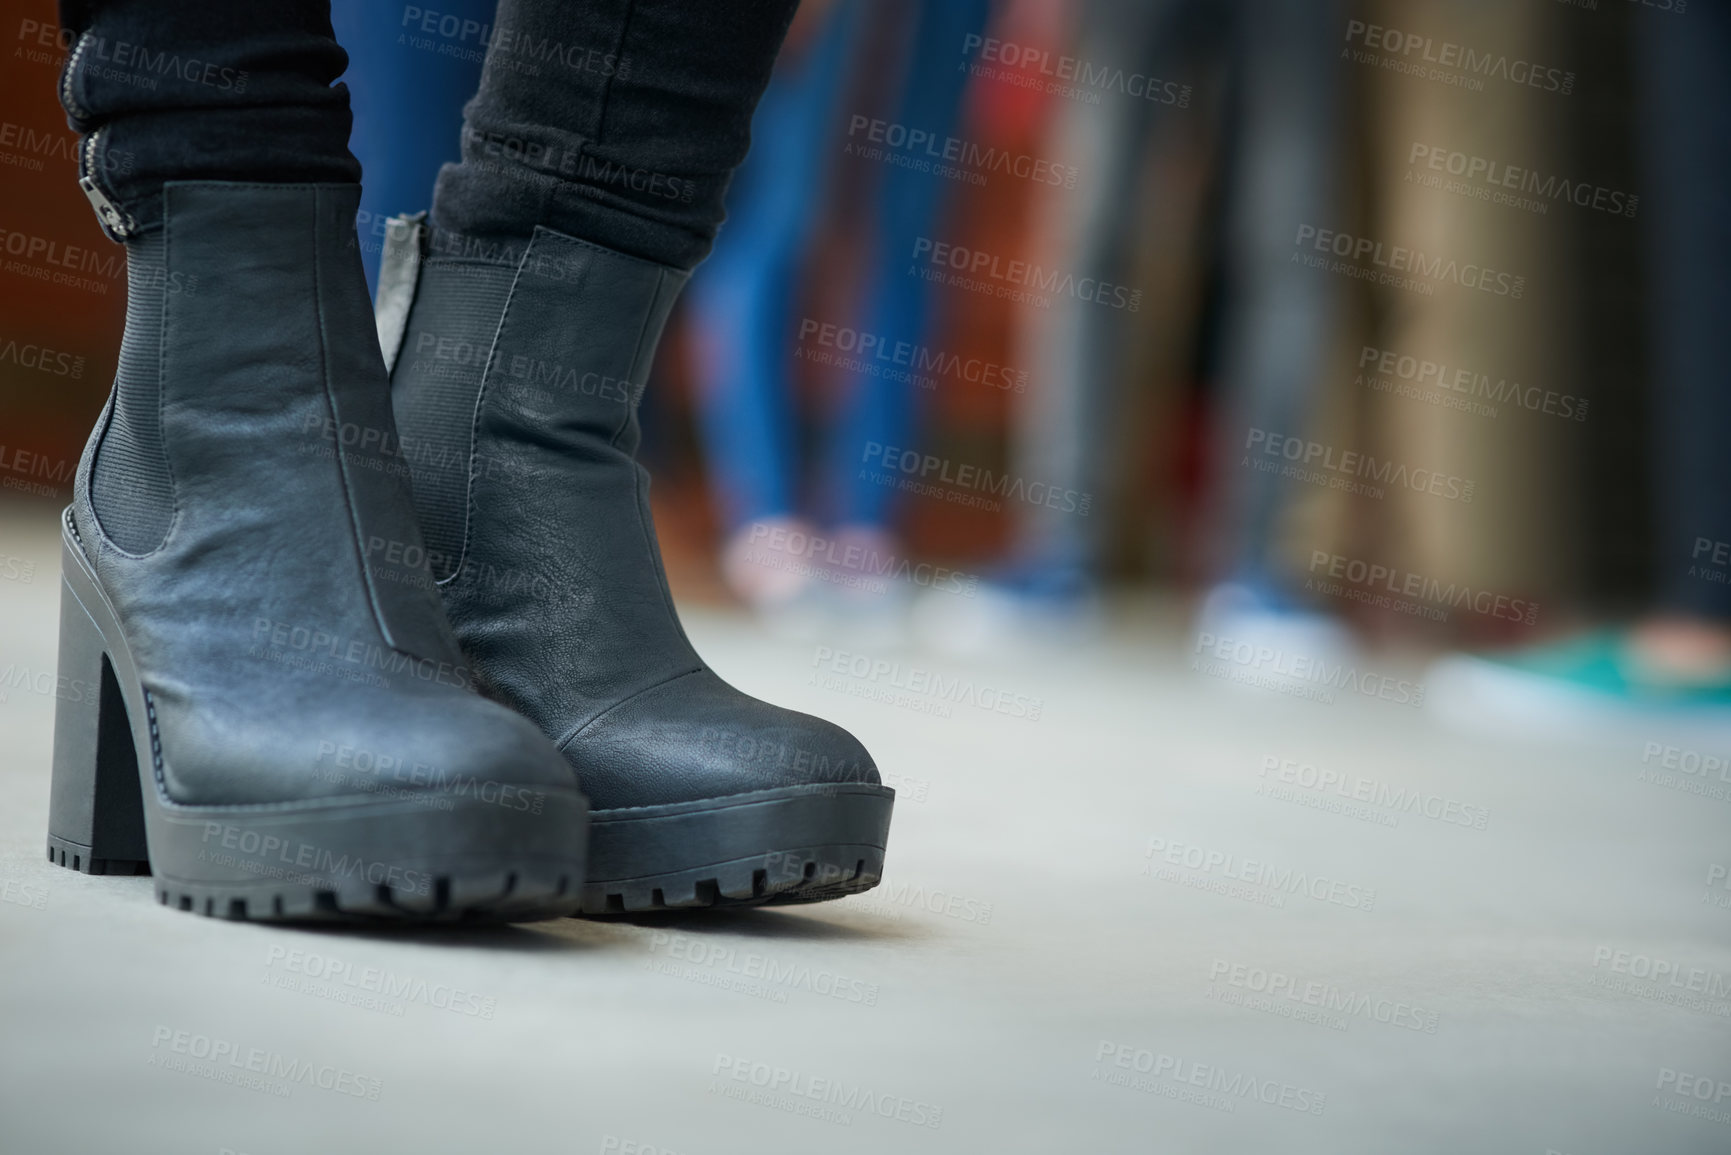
[79, 128, 131, 239]
[60, 31, 92, 120]
[63, 33, 132, 240]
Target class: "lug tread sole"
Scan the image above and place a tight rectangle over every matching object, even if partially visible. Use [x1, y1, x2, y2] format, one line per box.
[48, 835, 581, 923]
[578, 843, 886, 915]
[154, 865, 577, 924]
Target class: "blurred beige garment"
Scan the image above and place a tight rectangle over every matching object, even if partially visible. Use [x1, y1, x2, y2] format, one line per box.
[1306, 0, 1586, 635]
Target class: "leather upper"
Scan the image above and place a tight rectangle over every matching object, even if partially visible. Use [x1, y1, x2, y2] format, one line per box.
[389, 223, 881, 811]
[74, 183, 579, 807]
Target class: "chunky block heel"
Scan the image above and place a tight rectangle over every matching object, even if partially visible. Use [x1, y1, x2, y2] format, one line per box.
[49, 505, 589, 921]
[47, 543, 149, 877]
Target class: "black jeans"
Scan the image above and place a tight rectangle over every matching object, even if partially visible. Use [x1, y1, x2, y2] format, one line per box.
[56, 0, 798, 269]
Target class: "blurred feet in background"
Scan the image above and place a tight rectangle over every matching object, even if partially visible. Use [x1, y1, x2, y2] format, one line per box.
[5, 0, 1722, 745]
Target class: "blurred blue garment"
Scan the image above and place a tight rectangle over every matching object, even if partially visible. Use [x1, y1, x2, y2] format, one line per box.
[823, 0, 991, 528]
[688, 0, 988, 535]
[686, 0, 861, 527]
[332, 2, 490, 291]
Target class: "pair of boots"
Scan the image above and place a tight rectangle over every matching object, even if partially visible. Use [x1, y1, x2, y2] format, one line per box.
[46, 182, 892, 921]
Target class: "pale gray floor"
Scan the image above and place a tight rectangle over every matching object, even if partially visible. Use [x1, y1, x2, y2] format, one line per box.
[1, 496, 1727, 1154]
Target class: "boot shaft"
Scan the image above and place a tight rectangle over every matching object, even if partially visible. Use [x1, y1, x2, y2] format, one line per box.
[77, 182, 463, 673]
[384, 220, 693, 736]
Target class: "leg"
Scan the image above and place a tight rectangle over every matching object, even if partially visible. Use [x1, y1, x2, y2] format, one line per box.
[430, 0, 800, 268]
[823, 0, 991, 532]
[384, 0, 895, 913]
[56, 0, 357, 238]
[47, 1, 585, 921]
[684, 4, 863, 612]
[1209, 0, 1343, 594]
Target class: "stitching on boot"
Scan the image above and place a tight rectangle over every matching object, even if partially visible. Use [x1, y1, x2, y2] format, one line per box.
[448, 257, 530, 587]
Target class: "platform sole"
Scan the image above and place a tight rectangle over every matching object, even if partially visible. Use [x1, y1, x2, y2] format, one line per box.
[47, 511, 588, 923]
[578, 783, 893, 915]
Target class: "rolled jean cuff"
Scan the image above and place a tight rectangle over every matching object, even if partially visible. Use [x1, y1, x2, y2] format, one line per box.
[56, 1, 358, 240]
[430, 0, 799, 271]
[430, 147, 722, 273]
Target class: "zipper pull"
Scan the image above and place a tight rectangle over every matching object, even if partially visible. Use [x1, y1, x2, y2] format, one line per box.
[79, 174, 129, 240]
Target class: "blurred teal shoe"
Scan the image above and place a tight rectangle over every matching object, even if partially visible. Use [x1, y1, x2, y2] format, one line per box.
[1483, 630, 1731, 704]
[1426, 628, 1731, 740]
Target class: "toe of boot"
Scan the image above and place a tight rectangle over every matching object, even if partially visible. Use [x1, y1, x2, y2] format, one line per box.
[561, 668, 878, 810]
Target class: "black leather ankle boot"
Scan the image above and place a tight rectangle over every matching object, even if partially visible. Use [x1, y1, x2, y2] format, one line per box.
[380, 218, 893, 914]
[47, 183, 588, 921]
